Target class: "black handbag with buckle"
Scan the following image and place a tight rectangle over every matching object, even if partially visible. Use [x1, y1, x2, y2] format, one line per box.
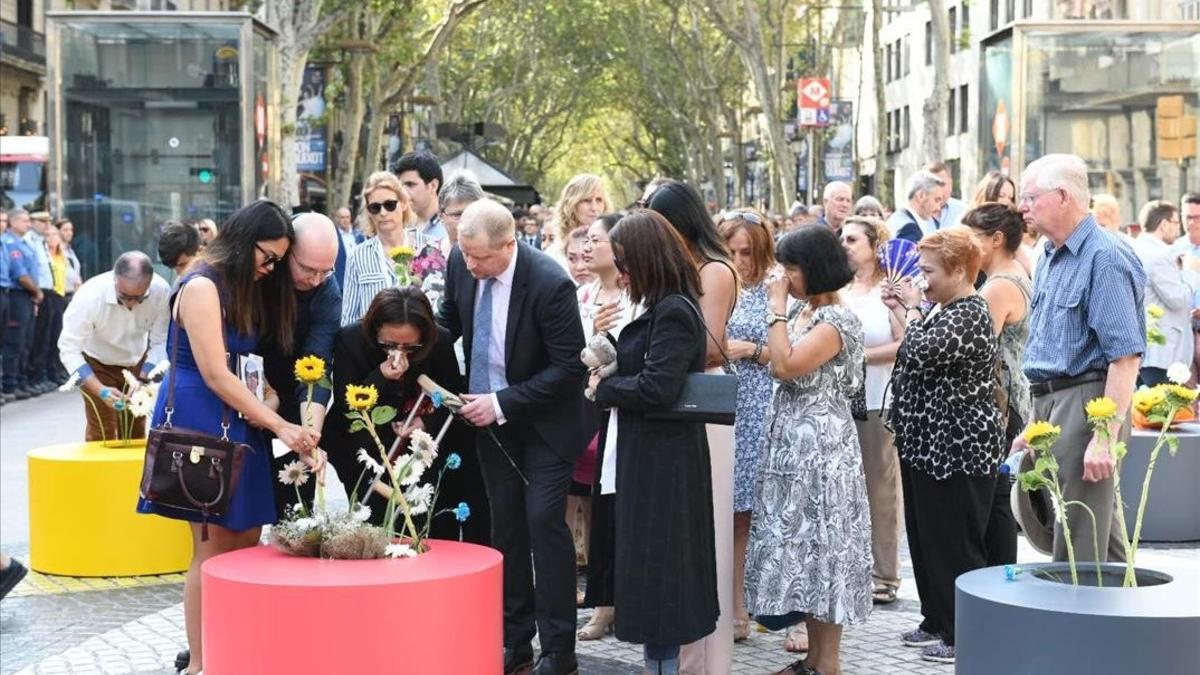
[138, 292, 248, 540]
[643, 295, 739, 426]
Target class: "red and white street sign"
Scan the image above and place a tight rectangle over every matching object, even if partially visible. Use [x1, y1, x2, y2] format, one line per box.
[798, 77, 832, 127]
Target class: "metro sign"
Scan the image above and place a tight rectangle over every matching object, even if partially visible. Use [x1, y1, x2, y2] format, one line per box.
[798, 77, 832, 127]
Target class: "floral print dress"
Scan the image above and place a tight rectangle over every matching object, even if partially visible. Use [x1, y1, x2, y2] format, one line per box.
[743, 304, 874, 626]
[727, 282, 771, 512]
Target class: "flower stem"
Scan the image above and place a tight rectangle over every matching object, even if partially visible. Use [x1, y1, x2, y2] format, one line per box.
[81, 391, 109, 444]
[1049, 473, 1079, 586]
[361, 413, 420, 545]
[1063, 500, 1102, 586]
[304, 383, 325, 516]
[1128, 410, 1176, 587]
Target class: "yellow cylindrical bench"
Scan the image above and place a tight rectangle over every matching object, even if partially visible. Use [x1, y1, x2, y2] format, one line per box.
[29, 441, 193, 577]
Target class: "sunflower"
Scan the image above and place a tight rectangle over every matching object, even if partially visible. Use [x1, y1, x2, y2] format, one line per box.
[345, 384, 379, 411]
[1164, 384, 1199, 405]
[389, 245, 416, 261]
[294, 355, 326, 384]
[1133, 386, 1166, 414]
[1084, 397, 1118, 422]
[1022, 420, 1061, 447]
[1147, 304, 1165, 319]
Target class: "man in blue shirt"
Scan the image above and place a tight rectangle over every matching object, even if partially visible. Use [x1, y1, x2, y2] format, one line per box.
[2, 210, 45, 400]
[264, 213, 342, 516]
[1015, 153, 1146, 564]
[927, 161, 968, 229]
[394, 151, 446, 250]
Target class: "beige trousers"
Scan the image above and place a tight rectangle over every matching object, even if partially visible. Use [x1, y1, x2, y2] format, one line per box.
[855, 411, 903, 591]
[680, 420, 734, 674]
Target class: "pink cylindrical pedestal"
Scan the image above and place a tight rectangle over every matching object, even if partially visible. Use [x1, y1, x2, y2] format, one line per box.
[202, 541, 502, 674]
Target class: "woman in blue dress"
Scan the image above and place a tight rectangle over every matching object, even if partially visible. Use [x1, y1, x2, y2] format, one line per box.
[716, 209, 775, 642]
[138, 200, 321, 675]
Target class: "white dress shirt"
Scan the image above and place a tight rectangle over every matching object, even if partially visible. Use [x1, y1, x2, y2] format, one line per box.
[58, 271, 171, 378]
[473, 245, 520, 423]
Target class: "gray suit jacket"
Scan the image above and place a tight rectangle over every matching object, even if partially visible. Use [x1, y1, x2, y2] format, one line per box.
[1132, 235, 1197, 370]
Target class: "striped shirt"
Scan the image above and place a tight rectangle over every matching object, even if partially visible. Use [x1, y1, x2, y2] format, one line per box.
[340, 237, 397, 326]
[1023, 214, 1147, 383]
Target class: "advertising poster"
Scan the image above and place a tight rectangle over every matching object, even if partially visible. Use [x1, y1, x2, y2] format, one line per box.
[296, 65, 327, 173]
[822, 100, 854, 184]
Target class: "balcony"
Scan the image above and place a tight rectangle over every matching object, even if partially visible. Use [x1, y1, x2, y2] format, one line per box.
[0, 20, 47, 69]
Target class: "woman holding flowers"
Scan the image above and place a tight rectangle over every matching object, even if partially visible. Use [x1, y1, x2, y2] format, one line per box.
[839, 215, 906, 606]
[341, 171, 418, 326]
[137, 200, 321, 675]
[322, 286, 488, 543]
[744, 225, 871, 675]
[590, 210, 717, 675]
[882, 227, 1003, 665]
[965, 203, 1033, 565]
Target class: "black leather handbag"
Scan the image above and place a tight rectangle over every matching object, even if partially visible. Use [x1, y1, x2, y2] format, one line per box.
[138, 295, 248, 540]
[644, 295, 739, 426]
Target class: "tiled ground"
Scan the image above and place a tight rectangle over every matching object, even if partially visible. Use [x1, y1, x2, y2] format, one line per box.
[2, 392, 1197, 674]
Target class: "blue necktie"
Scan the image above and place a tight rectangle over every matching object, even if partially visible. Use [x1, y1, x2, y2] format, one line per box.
[469, 278, 496, 394]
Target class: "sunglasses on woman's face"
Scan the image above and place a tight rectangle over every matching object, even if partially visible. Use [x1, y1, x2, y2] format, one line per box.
[378, 341, 422, 354]
[366, 200, 400, 215]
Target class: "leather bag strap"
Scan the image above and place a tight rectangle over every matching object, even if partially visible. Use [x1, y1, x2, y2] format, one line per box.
[162, 278, 232, 437]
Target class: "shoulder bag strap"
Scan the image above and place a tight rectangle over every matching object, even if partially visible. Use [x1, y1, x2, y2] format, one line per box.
[163, 279, 232, 439]
[646, 294, 735, 373]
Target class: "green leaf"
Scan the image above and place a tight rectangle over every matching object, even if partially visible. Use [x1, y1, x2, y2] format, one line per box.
[317, 376, 332, 390]
[1112, 441, 1128, 461]
[349, 419, 366, 433]
[371, 406, 397, 426]
[1166, 434, 1179, 456]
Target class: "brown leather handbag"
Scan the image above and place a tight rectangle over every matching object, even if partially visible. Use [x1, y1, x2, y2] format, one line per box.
[138, 295, 247, 540]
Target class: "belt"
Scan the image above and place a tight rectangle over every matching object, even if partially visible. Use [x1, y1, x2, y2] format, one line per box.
[1029, 370, 1106, 397]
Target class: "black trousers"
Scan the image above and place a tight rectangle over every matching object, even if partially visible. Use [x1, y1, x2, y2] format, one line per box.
[0, 289, 9, 383]
[2, 291, 35, 392]
[478, 425, 576, 655]
[28, 291, 65, 383]
[901, 460, 993, 646]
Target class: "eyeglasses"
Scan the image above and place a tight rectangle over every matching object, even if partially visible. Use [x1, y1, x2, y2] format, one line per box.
[378, 341, 423, 354]
[1018, 189, 1062, 206]
[441, 208, 464, 219]
[116, 290, 150, 305]
[366, 200, 400, 215]
[293, 257, 334, 279]
[255, 242, 282, 267]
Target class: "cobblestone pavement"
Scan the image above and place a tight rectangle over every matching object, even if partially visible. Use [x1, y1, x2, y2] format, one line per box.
[2, 393, 1197, 674]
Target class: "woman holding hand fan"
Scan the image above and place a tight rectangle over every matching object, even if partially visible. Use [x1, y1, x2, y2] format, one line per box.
[839, 216, 905, 605]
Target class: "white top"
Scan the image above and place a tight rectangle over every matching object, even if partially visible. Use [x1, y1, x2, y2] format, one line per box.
[842, 283, 895, 411]
[58, 271, 171, 377]
[473, 245, 520, 423]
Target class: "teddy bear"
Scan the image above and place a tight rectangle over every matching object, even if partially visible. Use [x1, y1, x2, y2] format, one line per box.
[581, 333, 618, 401]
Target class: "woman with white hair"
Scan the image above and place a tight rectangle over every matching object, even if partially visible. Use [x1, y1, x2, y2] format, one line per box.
[437, 172, 486, 250]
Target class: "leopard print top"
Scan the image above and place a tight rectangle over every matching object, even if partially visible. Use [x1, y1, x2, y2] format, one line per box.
[889, 294, 1004, 479]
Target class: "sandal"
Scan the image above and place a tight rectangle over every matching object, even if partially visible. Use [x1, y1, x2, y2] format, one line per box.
[784, 624, 809, 653]
[773, 659, 821, 675]
[577, 606, 614, 640]
[872, 586, 898, 604]
[733, 617, 751, 642]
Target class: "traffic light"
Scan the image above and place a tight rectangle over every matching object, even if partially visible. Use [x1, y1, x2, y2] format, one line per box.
[190, 168, 215, 184]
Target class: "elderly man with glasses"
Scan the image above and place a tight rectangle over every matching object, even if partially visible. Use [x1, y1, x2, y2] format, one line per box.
[1012, 153, 1146, 565]
[58, 251, 170, 441]
[264, 212, 343, 516]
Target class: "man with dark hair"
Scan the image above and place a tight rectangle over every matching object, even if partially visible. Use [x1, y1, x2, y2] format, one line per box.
[2, 210, 42, 400]
[58, 251, 170, 440]
[157, 221, 201, 278]
[926, 160, 968, 229]
[393, 151, 446, 249]
[1132, 201, 1190, 387]
[513, 208, 541, 248]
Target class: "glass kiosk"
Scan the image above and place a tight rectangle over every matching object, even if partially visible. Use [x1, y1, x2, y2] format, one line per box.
[46, 12, 278, 275]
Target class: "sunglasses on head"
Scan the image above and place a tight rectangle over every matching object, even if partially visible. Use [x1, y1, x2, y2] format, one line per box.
[367, 200, 400, 215]
[719, 210, 764, 226]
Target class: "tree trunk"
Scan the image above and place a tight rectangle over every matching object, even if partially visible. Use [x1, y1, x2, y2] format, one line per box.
[329, 50, 368, 213]
[924, 0, 951, 164]
[871, 0, 891, 205]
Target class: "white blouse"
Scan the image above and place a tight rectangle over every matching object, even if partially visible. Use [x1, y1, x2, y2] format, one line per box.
[843, 283, 896, 411]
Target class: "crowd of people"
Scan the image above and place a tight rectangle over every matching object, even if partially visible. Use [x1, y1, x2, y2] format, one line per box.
[2, 148, 1198, 675]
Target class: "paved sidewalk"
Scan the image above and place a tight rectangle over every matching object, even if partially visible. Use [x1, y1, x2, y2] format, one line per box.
[2, 392, 1197, 674]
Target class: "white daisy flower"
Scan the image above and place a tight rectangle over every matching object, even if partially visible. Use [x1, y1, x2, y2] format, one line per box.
[277, 460, 311, 486]
[404, 483, 434, 515]
[122, 369, 142, 391]
[398, 457, 426, 487]
[293, 517, 317, 531]
[58, 371, 82, 392]
[409, 429, 439, 464]
[352, 505, 372, 522]
[384, 543, 416, 558]
[128, 386, 157, 418]
[356, 448, 384, 475]
[146, 360, 170, 380]
[1167, 362, 1191, 385]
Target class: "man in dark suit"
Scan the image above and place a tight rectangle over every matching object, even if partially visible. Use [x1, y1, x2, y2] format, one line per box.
[438, 199, 587, 675]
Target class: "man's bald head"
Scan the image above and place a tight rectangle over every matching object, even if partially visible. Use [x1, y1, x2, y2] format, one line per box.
[458, 199, 516, 248]
[290, 213, 339, 291]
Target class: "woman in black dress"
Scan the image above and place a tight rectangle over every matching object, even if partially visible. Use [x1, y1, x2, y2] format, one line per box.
[322, 286, 489, 543]
[591, 210, 718, 675]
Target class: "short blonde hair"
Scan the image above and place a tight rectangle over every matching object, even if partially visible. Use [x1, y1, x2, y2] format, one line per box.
[1093, 193, 1121, 231]
[554, 174, 609, 242]
[360, 171, 416, 229]
[918, 226, 982, 283]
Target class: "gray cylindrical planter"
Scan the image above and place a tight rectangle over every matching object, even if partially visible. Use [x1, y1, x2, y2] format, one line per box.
[956, 563, 1200, 675]
[1123, 426, 1200, 541]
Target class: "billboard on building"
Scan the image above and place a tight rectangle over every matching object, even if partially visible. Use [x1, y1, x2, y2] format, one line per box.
[981, 38, 1013, 176]
[296, 65, 327, 173]
[822, 100, 854, 184]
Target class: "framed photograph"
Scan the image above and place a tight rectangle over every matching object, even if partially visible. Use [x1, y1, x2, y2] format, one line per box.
[238, 354, 265, 402]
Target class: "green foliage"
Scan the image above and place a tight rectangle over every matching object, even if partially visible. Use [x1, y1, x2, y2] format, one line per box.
[371, 405, 398, 426]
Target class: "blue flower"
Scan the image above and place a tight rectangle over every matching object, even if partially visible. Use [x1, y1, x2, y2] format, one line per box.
[446, 453, 462, 470]
[454, 502, 471, 522]
[1004, 564, 1022, 581]
[431, 391, 444, 409]
[114, 400, 126, 412]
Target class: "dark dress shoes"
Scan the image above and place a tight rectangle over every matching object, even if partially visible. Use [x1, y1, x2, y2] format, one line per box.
[504, 643, 534, 675]
[532, 651, 578, 675]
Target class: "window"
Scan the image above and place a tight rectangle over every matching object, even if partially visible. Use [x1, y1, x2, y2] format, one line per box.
[960, 84, 969, 133]
[885, 43, 893, 81]
[948, 87, 957, 137]
[903, 105, 911, 149]
[926, 21, 933, 65]
[903, 36, 911, 75]
[1023, 0, 1033, 18]
[991, 0, 1000, 31]
[1007, 0, 1016, 23]
[963, 5, 970, 45]
[949, 7, 958, 53]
